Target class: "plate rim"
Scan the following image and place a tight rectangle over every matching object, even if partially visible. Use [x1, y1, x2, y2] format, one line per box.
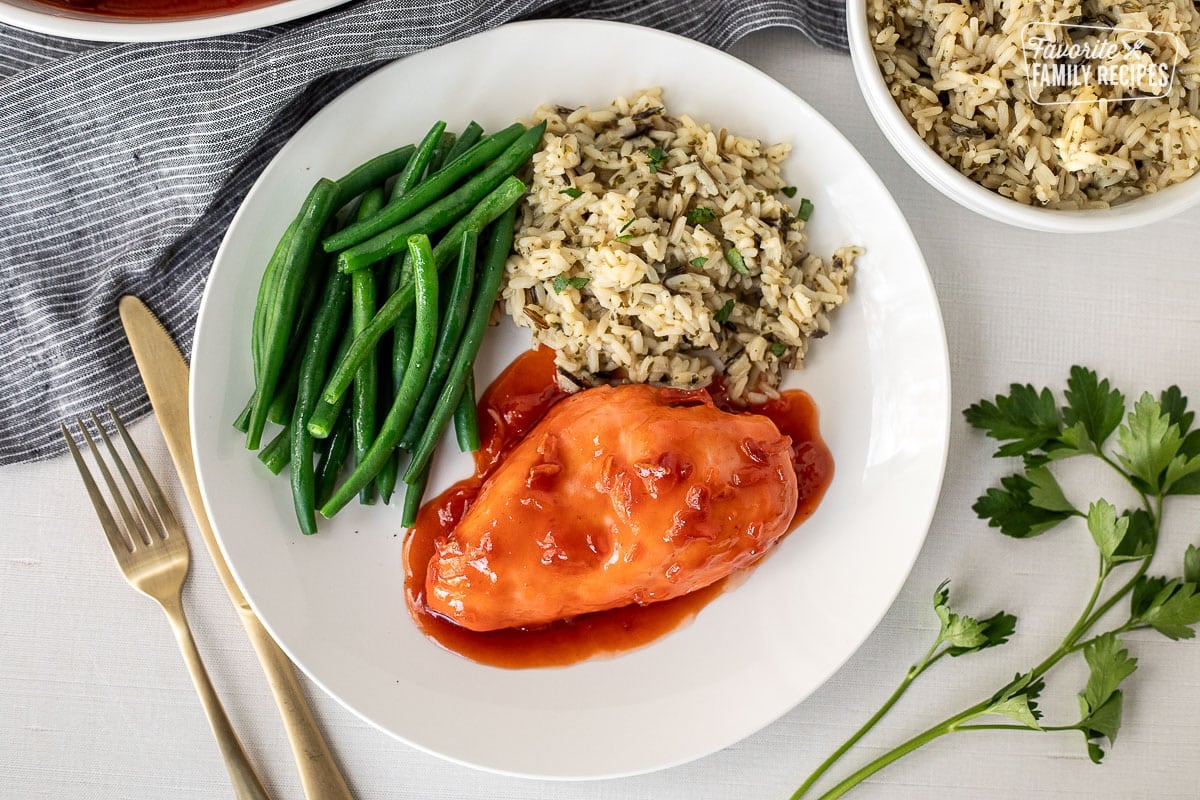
[190, 17, 952, 780]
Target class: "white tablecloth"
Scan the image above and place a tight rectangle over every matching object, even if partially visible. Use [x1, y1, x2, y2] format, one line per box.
[3, 27, 1198, 800]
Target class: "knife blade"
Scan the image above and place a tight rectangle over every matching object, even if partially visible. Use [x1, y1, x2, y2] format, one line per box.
[118, 295, 354, 800]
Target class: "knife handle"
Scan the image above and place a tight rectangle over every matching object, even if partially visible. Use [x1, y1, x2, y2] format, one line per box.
[240, 610, 356, 800]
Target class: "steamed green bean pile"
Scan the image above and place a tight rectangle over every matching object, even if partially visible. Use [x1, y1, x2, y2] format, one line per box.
[237, 119, 544, 535]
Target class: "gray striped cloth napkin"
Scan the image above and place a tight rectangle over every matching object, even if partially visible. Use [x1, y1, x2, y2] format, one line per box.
[0, 0, 847, 464]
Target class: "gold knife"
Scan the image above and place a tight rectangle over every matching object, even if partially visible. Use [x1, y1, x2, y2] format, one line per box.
[118, 295, 355, 800]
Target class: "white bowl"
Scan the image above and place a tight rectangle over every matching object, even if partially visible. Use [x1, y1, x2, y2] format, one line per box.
[0, 0, 347, 42]
[846, 0, 1200, 233]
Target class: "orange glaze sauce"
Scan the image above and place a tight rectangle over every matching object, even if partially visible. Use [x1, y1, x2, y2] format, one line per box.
[28, 0, 278, 19]
[402, 346, 833, 668]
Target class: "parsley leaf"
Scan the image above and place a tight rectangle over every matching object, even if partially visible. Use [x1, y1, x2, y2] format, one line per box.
[980, 673, 1045, 730]
[1185, 544, 1200, 584]
[551, 275, 589, 293]
[963, 384, 1063, 458]
[615, 234, 633, 242]
[1075, 633, 1137, 763]
[770, 342, 787, 358]
[1131, 575, 1169, 617]
[714, 298, 734, 324]
[646, 147, 668, 173]
[973, 473, 1073, 538]
[1063, 366, 1125, 451]
[1159, 386, 1200, 487]
[687, 207, 717, 226]
[1136, 579, 1200, 640]
[781, 185, 798, 198]
[1081, 633, 1138, 715]
[559, 187, 583, 199]
[690, 257, 708, 268]
[1112, 508, 1154, 562]
[1165, 453, 1200, 496]
[1024, 465, 1076, 514]
[1159, 385, 1194, 437]
[1117, 393, 1182, 491]
[985, 675, 1045, 730]
[725, 248, 749, 275]
[1080, 692, 1125, 764]
[932, 581, 1017, 656]
[797, 198, 814, 221]
[947, 610, 1018, 656]
[1087, 500, 1131, 567]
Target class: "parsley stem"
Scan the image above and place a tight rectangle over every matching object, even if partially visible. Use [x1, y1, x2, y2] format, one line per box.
[1058, 559, 1108, 648]
[1079, 558, 1151, 635]
[956, 723, 1079, 733]
[811, 701, 992, 800]
[1097, 451, 1154, 517]
[1067, 621, 1147, 655]
[1077, 493, 1160, 634]
[792, 642, 946, 799]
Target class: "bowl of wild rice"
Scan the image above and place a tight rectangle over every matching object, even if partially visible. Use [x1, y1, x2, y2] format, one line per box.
[847, 0, 1200, 232]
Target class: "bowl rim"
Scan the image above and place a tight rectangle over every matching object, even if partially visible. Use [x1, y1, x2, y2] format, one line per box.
[0, 0, 348, 42]
[845, 0, 1200, 233]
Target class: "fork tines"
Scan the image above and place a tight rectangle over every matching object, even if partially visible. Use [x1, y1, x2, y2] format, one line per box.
[61, 405, 181, 559]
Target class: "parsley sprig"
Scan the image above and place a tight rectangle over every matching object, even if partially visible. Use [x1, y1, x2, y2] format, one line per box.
[793, 367, 1200, 799]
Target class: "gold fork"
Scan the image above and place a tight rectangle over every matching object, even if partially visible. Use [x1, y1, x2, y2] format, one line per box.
[62, 406, 272, 800]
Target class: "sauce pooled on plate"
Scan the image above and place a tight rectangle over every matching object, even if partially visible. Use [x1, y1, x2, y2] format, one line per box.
[403, 347, 833, 668]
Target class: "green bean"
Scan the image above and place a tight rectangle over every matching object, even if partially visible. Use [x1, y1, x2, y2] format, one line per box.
[392, 304, 416, 385]
[371, 124, 441, 503]
[453, 371, 479, 452]
[258, 426, 291, 475]
[315, 409, 352, 508]
[322, 121, 530, 254]
[304, 332, 352, 438]
[398, 230, 478, 450]
[370, 124, 443, 499]
[376, 297, 415, 503]
[389, 122, 446, 203]
[428, 176, 525, 267]
[425, 132, 455, 176]
[319, 234, 440, 519]
[252, 220, 297, 385]
[331, 145, 414, 209]
[400, 465, 429, 528]
[403, 202, 518, 484]
[350, 187, 385, 505]
[289, 250, 352, 535]
[244, 219, 298, 432]
[443, 122, 484, 166]
[267, 358, 301, 426]
[320, 176, 526, 407]
[374, 263, 407, 504]
[247, 178, 338, 450]
[233, 398, 252, 433]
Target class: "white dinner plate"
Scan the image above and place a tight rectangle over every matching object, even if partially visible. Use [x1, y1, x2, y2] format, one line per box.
[0, 0, 347, 42]
[191, 19, 950, 780]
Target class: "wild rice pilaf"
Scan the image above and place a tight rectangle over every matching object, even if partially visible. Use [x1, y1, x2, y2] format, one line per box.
[503, 89, 859, 405]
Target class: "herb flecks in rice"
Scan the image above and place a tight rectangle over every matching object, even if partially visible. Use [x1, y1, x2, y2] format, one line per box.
[503, 88, 859, 404]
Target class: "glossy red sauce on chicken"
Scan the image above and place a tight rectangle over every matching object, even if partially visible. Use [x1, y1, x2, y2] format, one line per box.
[403, 347, 833, 667]
[29, 0, 277, 19]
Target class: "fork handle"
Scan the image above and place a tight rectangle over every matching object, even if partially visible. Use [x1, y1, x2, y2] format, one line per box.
[158, 592, 273, 800]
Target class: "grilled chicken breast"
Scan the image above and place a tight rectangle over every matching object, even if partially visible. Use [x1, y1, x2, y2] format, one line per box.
[426, 383, 799, 631]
